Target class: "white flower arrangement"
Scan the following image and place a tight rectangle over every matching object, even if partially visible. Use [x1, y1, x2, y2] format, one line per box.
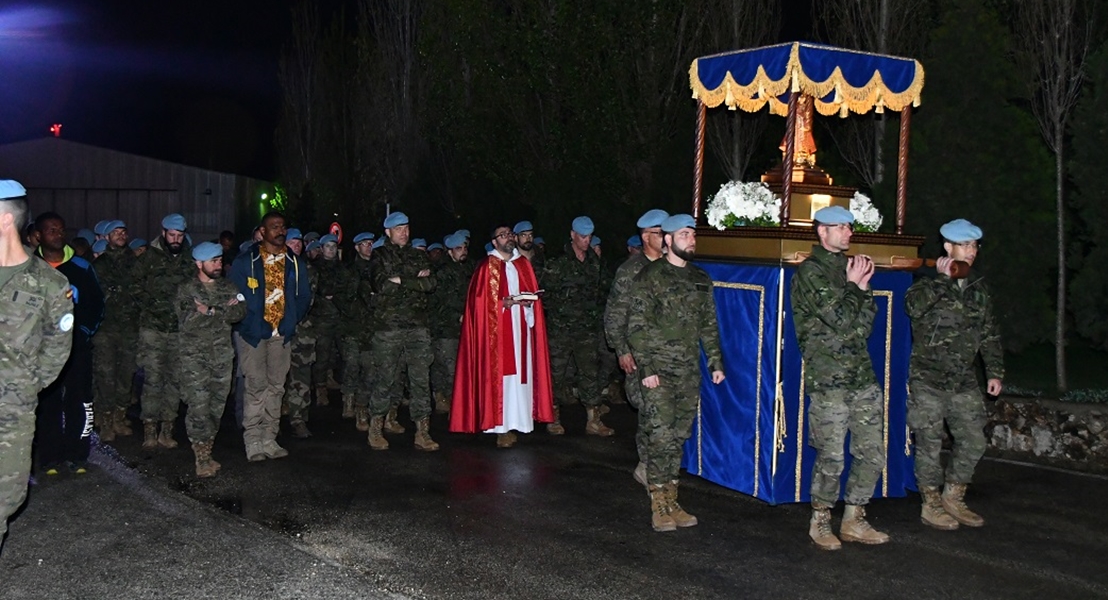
[705, 181, 782, 229]
[849, 192, 883, 233]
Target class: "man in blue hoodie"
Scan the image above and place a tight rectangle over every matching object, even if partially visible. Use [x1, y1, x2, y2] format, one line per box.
[229, 211, 312, 461]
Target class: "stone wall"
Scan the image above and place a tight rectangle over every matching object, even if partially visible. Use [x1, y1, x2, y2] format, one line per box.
[986, 397, 1108, 473]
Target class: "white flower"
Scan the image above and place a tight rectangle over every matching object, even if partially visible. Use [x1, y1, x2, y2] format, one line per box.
[849, 192, 883, 232]
[705, 181, 781, 229]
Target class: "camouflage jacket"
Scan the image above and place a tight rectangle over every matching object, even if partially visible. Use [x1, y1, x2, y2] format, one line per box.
[604, 252, 654, 357]
[542, 245, 608, 332]
[370, 242, 436, 331]
[430, 258, 472, 339]
[625, 258, 723, 379]
[311, 257, 353, 323]
[0, 255, 73, 401]
[93, 245, 138, 333]
[790, 245, 877, 392]
[176, 277, 246, 353]
[348, 257, 379, 348]
[295, 260, 320, 333]
[905, 271, 1004, 392]
[132, 236, 195, 333]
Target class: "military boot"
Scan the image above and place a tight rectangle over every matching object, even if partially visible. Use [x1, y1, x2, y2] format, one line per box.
[192, 442, 218, 478]
[663, 481, 698, 528]
[97, 412, 116, 442]
[384, 406, 406, 434]
[942, 483, 984, 527]
[633, 462, 648, 490]
[315, 385, 330, 407]
[158, 421, 178, 449]
[290, 420, 312, 439]
[355, 406, 369, 432]
[585, 406, 614, 436]
[546, 404, 565, 436]
[414, 418, 440, 452]
[434, 391, 450, 414]
[920, 486, 959, 530]
[341, 394, 355, 419]
[112, 407, 133, 436]
[648, 484, 676, 532]
[141, 420, 158, 449]
[367, 416, 389, 450]
[840, 504, 890, 544]
[326, 371, 341, 390]
[496, 431, 517, 448]
[808, 507, 841, 550]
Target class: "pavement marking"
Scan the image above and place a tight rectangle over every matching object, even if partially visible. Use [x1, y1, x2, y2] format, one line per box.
[981, 456, 1108, 481]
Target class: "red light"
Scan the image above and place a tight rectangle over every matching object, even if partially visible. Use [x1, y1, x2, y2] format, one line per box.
[49, 123, 62, 137]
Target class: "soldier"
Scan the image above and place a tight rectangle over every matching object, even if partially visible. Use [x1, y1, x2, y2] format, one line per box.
[542, 216, 613, 436]
[427, 242, 446, 267]
[627, 235, 642, 256]
[791, 205, 886, 550]
[132, 213, 195, 450]
[534, 236, 545, 253]
[281, 229, 317, 439]
[412, 238, 428, 251]
[626, 214, 724, 532]
[905, 219, 1003, 530]
[429, 233, 471, 415]
[311, 234, 348, 406]
[91, 239, 108, 259]
[365, 212, 439, 451]
[92, 219, 138, 441]
[0, 180, 73, 552]
[348, 232, 376, 425]
[177, 242, 245, 477]
[129, 238, 148, 257]
[514, 221, 544, 273]
[605, 209, 668, 487]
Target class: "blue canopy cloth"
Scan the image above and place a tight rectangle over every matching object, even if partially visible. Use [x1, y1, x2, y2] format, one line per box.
[690, 42, 924, 117]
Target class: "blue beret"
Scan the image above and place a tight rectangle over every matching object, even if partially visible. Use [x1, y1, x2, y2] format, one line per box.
[427, 243, 444, 251]
[128, 238, 147, 250]
[590, 236, 601, 247]
[0, 179, 26, 199]
[161, 213, 188, 232]
[534, 236, 544, 245]
[513, 221, 534, 234]
[91, 239, 108, 254]
[103, 219, 126, 233]
[571, 216, 594, 236]
[444, 233, 465, 249]
[484, 242, 494, 252]
[627, 235, 642, 248]
[76, 229, 96, 245]
[303, 231, 321, 243]
[286, 228, 303, 241]
[305, 240, 321, 253]
[662, 214, 696, 233]
[192, 241, 222, 261]
[813, 206, 854, 225]
[412, 238, 427, 249]
[456, 229, 471, 238]
[636, 209, 669, 229]
[372, 238, 385, 249]
[384, 212, 409, 228]
[93, 220, 112, 235]
[940, 219, 983, 243]
[319, 234, 338, 245]
[353, 232, 375, 244]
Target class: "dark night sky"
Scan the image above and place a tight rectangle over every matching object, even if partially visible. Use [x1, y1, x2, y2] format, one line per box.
[0, 0, 812, 182]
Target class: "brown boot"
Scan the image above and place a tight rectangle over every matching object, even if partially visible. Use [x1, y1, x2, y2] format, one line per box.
[326, 371, 341, 390]
[142, 420, 158, 449]
[355, 406, 369, 432]
[341, 394, 355, 419]
[315, 385, 329, 407]
[97, 412, 116, 442]
[290, 420, 312, 439]
[496, 431, 517, 448]
[648, 484, 676, 532]
[840, 504, 890, 544]
[384, 407, 406, 434]
[192, 442, 218, 478]
[367, 416, 389, 450]
[414, 418, 440, 452]
[546, 405, 565, 436]
[434, 391, 450, 414]
[942, 483, 984, 527]
[663, 481, 698, 528]
[112, 407, 133, 436]
[809, 507, 841, 550]
[157, 421, 178, 449]
[920, 486, 959, 530]
[585, 406, 614, 436]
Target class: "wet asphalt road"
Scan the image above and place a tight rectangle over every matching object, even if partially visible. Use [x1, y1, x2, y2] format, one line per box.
[43, 399, 1108, 599]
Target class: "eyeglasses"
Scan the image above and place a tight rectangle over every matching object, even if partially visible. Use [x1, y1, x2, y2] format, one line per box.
[495, 232, 515, 239]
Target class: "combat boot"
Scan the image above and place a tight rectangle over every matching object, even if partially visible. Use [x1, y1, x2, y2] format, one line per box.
[290, 420, 312, 439]
[192, 442, 218, 478]
[648, 484, 676, 532]
[840, 504, 890, 544]
[546, 405, 565, 436]
[367, 416, 389, 450]
[585, 406, 614, 436]
[384, 406, 406, 434]
[808, 507, 841, 550]
[315, 385, 330, 407]
[112, 407, 133, 436]
[633, 462, 648, 490]
[141, 420, 158, 450]
[942, 483, 984, 527]
[355, 406, 369, 432]
[341, 393, 355, 419]
[434, 391, 450, 414]
[97, 411, 116, 442]
[414, 418, 440, 452]
[158, 421, 178, 449]
[496, 431, 517, 448]
[663, 481, 698, 528]
[920, 486, 959, 530]
[326, 371, 341, 390]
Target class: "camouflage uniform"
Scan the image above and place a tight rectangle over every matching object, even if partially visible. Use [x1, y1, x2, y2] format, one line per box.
[348, 256, 377, 412]
[283, 262, 318, 426]
[429, 257, 471, 404]
[791, 245, 883, 508]
[1, 255, 72, 541]
[605, 252, 655, 458]
[543, 245, 608, 407]
[626, 259, 723, 486]
[92, 245, 138, 425]
[310, 257, 349, 395]
[176, 277, 245, 443]
[905, 271, 1004, 488]
[337, 260, 365, 404]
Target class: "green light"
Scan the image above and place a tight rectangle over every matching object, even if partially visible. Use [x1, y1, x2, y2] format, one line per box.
[261, 193, 269, 200]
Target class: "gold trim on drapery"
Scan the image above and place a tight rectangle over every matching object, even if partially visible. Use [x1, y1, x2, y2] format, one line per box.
[873, 290, 895, 496]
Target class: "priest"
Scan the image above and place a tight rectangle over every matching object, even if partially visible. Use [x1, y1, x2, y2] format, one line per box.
[449, 224, 555, 447]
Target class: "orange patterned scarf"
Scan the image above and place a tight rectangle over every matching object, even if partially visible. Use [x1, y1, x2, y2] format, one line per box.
[261, 247, 286, 332]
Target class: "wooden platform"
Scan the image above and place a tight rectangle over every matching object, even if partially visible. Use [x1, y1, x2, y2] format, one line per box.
[696, 226, 925, 268]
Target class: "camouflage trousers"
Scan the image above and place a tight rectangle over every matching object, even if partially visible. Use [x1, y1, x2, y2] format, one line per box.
[369, 328, 432, 420]
[908, 382, 986, 488]
[340, 337, 361, 397]
[640, 371, 699, 485]
[92, 328, 136, 412]
[624, 371, 647, 462]
[0, 396, 36, 540]
[283, 329, 316, 425]
[137, 328, 181, 422]
[180, 346, 234, 443]
[807, 384, 886, 507]
[311, 323, 342, 384]
[431, 338, 459, 398]
[597, 331, 619, 387]
[549, 331, 602, 407]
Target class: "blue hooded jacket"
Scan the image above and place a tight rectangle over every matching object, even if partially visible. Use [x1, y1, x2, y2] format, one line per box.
[230, 243, 312, 347]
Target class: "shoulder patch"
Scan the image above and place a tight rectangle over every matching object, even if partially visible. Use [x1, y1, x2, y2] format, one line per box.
[59, 313, 74, 332]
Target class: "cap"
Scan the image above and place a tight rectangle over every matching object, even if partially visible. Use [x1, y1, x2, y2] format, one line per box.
[662, 214, 696, 233]
[384, 212, 409, 229]
[91, 239, 108, 254]
[76, 229, 96, 245]
[571, 216, 594, 236]
[534, 236, 545, 245]
[161, 213, 188, 232]
[303, 231, 321, 243]
[305, 240, 321, 253]
[627, 235, 642, 248]
[353, 232, 375, 244]
[427, 242, 444, 251]
[103, 219, 126, 234]
[93, 220, 112, 236]
[813, 206, 854, 225]
[456, 229, 471, 238]
[590, 235, 601, 247]
[636, 209, 669, 229]
[484, 242, 494, 252]
[128, 238, 148, 250]
[372, 238, 385, 249]
[192, 241, 223, 261]
[286, 228, 303, 241]
[513, 221, 534, 234]
[0, 180, 26, 200]
[319, 234, 338, 245]
[940, 219, 983, 243]
[444, 233, 466, 249]
[412, 238, 427, 249]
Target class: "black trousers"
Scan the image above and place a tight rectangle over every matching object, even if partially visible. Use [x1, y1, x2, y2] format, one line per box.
[36, 343, 93, 467]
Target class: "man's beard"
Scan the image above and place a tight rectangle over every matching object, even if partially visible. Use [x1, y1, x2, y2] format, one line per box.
[518, 240, 533, 251]
[497, 240, 517, 254]
[203, 266, 223, 279]
[166, 241, 183, 255]
[671, 244, 696, 261]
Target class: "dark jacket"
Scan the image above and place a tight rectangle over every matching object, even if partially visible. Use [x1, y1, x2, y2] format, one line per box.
[37, 245, 105, 349]
[230, 243, 313, 347]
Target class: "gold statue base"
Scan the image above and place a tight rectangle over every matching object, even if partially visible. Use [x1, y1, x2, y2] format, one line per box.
[696, 226, 924, 268]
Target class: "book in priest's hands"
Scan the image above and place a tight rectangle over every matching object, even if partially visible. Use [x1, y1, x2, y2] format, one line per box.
[511, 290, 542, 302]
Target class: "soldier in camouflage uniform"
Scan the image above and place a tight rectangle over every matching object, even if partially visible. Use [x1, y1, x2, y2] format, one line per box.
[790, 206, 887, 550]
[604, 209, 668, 488]
[366, 212, 439, 451]
[176, 243, 246, 477]
[429, 233, 471, 415]
[281, 229, 317, 438]
[311, 234, 349, 407]
[92, 219, 138, 441]
[542, 216, 614, 436]
[0, 181, 73, 551]
[625, 214, 724, 532]
[905, 219, 1004, 530]
[515, 221, 544, 277]
[349, 233, 377, 428]
[132, 213, 195, 450]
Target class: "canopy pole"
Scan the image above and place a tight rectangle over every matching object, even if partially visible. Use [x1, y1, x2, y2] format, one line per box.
[781, 93, 799, 227]
[895, 105, 912, 235]
[693, 100, 707, 221]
